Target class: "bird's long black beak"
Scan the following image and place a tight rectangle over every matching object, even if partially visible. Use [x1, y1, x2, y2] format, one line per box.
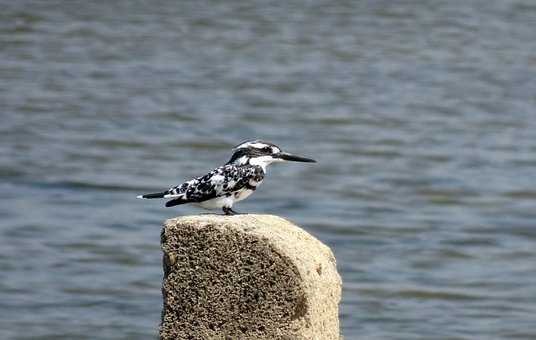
[276, 152, 316, 163]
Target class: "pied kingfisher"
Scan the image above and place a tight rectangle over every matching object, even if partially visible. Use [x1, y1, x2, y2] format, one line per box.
[137, 140, 315, 215]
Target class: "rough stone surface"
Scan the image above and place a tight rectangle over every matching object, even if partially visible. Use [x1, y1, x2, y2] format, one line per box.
[160, 214, 341, 340]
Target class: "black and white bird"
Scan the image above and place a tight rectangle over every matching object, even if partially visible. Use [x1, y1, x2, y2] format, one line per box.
[137, 140, 315, 215]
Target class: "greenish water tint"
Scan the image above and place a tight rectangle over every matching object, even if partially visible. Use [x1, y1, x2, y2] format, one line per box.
[2, 1, 536, 339]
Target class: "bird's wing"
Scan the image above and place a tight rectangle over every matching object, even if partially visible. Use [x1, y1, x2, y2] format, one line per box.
[165, 165, 264, 203]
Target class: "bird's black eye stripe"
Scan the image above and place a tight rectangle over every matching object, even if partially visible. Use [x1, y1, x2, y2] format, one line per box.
[262, 147, 271, 152]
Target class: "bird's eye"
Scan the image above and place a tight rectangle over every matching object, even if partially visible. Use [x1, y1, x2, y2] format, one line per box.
[262, 147, 271, 153]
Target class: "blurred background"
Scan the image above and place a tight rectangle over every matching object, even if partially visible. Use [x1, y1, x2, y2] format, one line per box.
[1, 1, 536, 339]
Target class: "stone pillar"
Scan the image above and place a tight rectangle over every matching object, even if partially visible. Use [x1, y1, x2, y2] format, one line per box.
[160, 214, 341, 340]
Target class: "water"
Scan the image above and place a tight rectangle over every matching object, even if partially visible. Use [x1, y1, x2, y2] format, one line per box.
[1, 1, 536, 339]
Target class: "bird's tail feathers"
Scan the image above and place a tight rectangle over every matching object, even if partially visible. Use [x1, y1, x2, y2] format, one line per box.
[165, 198, 188, 207]
[137, 191, 168, 199]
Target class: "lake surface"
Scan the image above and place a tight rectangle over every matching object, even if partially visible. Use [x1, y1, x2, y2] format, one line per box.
[1, 1, 536, 339]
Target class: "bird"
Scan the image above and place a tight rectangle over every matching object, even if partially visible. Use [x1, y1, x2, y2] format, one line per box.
[137, 140, 316, 215]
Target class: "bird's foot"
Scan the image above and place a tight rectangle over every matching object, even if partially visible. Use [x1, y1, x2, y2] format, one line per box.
[222, 207, 239, 215]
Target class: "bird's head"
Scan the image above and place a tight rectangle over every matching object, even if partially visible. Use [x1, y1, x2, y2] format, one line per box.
[227, 140, 316, 170]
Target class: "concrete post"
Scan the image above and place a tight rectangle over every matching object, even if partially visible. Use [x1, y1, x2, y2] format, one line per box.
[160, 214, 341, 340]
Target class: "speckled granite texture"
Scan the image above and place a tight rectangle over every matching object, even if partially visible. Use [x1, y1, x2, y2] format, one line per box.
[160, 214, 341, 340]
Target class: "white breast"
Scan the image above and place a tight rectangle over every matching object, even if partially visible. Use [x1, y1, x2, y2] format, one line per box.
[197, 196, 233, 209]
[234, 189, 254, 202]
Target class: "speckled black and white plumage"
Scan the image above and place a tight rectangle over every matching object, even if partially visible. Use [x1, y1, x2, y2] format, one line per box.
[162, 164, 264, 210]
[137, 140, 315, 215]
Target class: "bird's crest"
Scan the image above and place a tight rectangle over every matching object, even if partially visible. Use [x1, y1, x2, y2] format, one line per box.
[232, 140, 281, 153]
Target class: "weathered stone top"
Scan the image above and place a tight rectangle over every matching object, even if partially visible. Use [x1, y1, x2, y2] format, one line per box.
[160, 214, 341, 340]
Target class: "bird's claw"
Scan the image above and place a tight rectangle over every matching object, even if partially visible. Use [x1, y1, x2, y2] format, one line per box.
[222, 207, 239, 215]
